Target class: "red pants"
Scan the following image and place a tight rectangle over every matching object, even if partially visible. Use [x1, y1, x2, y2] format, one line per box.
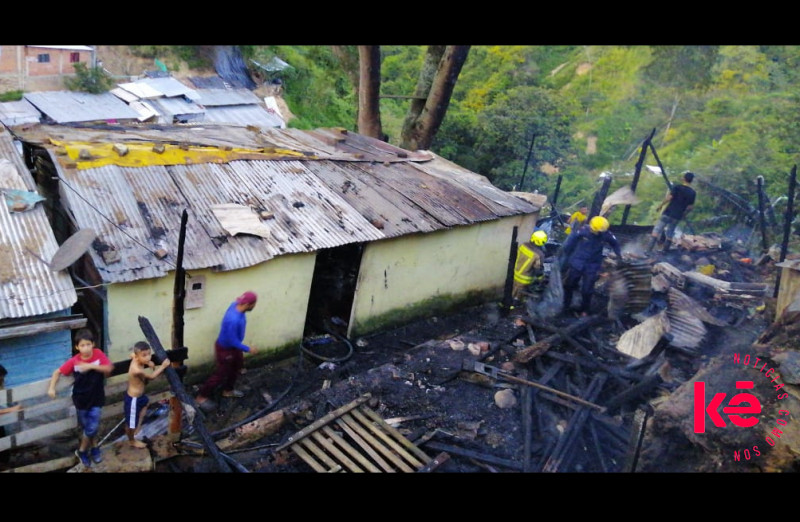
[198, 342, 243, 397]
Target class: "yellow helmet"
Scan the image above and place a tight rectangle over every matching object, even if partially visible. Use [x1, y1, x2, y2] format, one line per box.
[589, 216, 609, 233]
[531, 230, 548, 246]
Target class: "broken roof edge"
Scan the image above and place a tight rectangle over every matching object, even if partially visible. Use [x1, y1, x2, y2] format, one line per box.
[6, 123, 436, 166]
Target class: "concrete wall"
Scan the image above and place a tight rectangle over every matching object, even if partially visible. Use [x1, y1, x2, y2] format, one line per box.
[104, 251, 316, 384]
[348, 213, 537, 337]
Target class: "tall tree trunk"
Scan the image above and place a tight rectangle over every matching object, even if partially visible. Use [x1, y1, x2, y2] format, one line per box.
[400, 45, 470, 151]
[357, 45, 384, 140]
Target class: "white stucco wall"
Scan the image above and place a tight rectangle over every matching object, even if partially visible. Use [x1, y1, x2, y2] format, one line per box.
[349, 214, 537, 336]
[105, 252, 316, 377]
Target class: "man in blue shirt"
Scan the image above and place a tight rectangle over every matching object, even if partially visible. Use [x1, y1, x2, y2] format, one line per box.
[561, 216, 622, 316]
[196, 291, 259, 411]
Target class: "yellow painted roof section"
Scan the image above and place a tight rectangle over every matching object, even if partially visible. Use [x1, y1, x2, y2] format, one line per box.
[50, 139, 312, 169]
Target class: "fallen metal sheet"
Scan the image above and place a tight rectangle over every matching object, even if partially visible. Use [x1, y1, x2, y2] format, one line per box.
[275, 394, 444, 473]
[616, 310, 669, 359]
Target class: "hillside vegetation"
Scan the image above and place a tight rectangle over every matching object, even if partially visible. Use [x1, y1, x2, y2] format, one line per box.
[109, 46, 800, 241]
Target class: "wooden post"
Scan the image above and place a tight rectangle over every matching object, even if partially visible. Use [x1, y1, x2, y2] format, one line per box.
[757, 176, 769, 254]
[517, 132, 536, 191]
[501, 226, 518, 315]
[138, 316, 233, 472]
[169, 209, 189, 438]
[589, 175, 612, 220]
[621, 128, 654, 225]
[774, 165, 797, 298]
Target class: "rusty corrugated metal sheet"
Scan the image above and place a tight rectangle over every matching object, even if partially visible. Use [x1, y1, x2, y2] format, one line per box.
[12, 124, 538, 284]
[57, 157, 387, 282]
[0, 133, 76, 319]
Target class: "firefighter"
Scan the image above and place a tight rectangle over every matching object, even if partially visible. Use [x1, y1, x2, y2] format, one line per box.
[561, 216, 622, 316]
[512, 229, 548, 301]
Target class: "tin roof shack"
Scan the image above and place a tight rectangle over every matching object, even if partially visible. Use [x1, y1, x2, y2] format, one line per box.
[8, 123, 540, 381]
[0, 128, 83, 388]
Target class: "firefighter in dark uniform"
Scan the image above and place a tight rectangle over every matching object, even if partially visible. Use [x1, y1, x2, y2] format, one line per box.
[561, 216, 622, 316]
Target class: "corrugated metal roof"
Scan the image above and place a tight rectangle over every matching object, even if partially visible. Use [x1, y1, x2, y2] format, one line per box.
[116, 81, 164, 99]
[9, 124, 539, 284]
[136, 77, 200, 100]
[24, 91, 140, 124]
[0, 99, 41, 127]
[29, 45, 93, 51]
[145, 97, 205, 119]
[109, 86, 140, 104]
[0, 132, 77, 319]
[202, 105, 285, 129]
[194, 88, 261, 107]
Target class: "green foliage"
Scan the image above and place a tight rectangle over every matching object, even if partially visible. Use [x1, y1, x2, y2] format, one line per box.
[64, 63, 113, 94]
[0, 90, 23, 102]
[263, 46, 357, 131]
[131, 45, 800, 238]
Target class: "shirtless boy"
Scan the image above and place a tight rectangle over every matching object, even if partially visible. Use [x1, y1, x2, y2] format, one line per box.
[125, 341, 170, 448]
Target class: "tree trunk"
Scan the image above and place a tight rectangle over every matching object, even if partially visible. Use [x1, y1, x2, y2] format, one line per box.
[400, 45, 470, 151]
[357, 45, 384, 140]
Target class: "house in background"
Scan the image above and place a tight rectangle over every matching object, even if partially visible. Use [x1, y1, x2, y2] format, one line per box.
[7, 123, 540, 381]
[0, 46, 95, 93]
[0, 128, 84, 388]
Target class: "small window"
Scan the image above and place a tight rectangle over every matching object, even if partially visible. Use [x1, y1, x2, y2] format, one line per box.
[69, 52, 80, 63]
[37, 53, 50, 63]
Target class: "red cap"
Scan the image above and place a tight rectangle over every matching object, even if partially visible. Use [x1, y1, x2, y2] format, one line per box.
[236, 291, 258, 305]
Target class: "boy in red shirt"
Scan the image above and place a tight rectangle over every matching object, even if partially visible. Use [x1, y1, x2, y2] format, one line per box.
[48, 329, 113, 468]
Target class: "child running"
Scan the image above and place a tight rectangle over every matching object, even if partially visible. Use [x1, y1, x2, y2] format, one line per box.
[48, 328, 113, 467]
[124, 341, 170, 448]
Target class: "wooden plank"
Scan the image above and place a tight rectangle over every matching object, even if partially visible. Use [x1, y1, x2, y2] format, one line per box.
[1, 455, 77, 473]
[0, 417, 77, 451]
[349, 409, 422, 470]
[359, 406, 432, 464]
[417, 451, 451, 473]
[339, 413, 413, 472]
[310, 430, 363, 472]
[274, 394, 371, 452]
[334, 417, 395, 472]
[0, 317, 86, 340]
[298, 438, 343, 472]
[292, 444, 341, 473]
[0, 396, 73, 428]
[321, 425, 381, 472]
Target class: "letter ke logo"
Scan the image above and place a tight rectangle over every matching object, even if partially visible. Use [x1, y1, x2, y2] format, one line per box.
[694, 381, 761, 433]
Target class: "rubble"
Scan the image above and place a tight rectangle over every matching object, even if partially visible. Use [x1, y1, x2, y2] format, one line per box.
[5, 233, 799, 474]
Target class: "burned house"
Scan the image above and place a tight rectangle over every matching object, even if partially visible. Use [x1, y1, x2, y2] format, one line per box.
[6, 123, 541, 380]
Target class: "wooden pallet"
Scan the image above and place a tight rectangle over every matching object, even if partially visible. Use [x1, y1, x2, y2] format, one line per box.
[274, 394, 448, 473]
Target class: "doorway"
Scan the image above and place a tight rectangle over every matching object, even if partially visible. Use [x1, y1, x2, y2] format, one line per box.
[304, 243, 364, 338]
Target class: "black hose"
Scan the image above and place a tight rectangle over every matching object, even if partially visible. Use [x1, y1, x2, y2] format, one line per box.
[300, 332, 354, 363]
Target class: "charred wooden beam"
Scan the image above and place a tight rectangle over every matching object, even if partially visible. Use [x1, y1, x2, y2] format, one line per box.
[602, 373, 662, 414]
[422, 441, 523, 471]
[138, 316, 233, 473]
[514, 314, 605, 363]
[542, 373, 607, 472]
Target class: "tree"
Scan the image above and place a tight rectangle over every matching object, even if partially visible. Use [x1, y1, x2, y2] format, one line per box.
[400, 46, 471, 151]
[471, 85, 578, 190]
[64, 63, 113, 94]
[357, 46, 384, 140]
